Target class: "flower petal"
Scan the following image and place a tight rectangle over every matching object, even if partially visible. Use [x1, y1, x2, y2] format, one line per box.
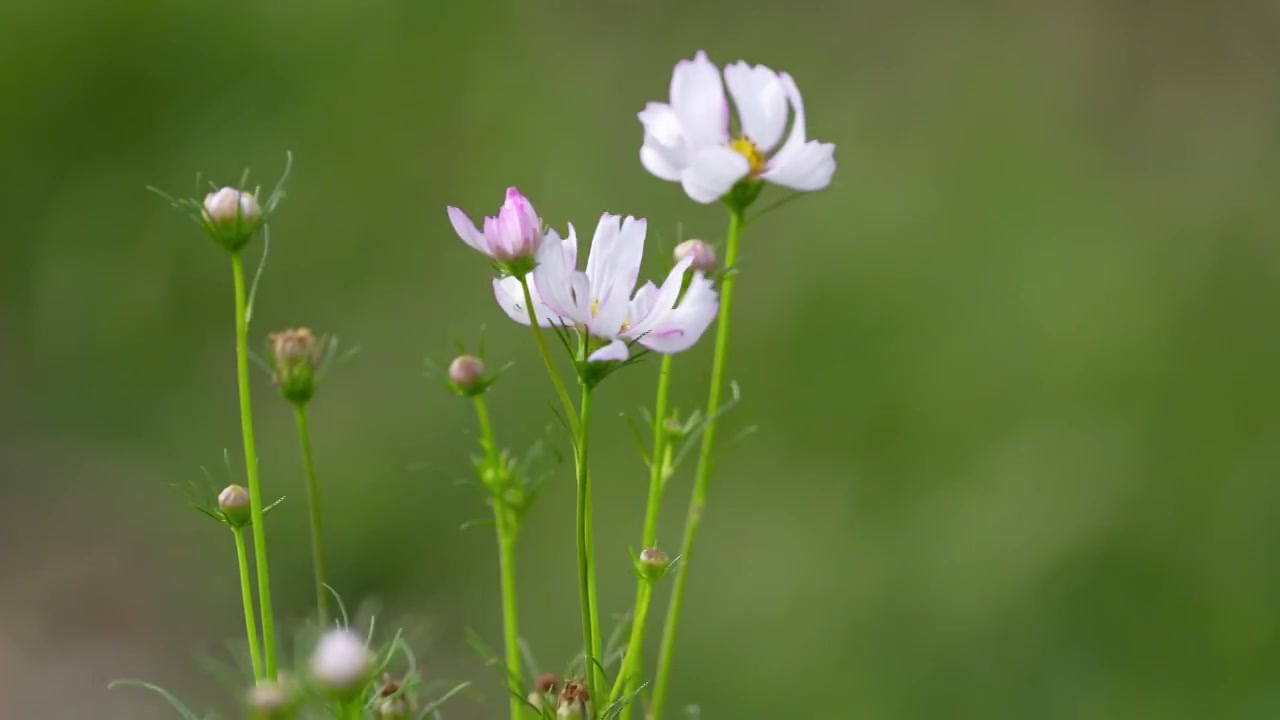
[532, 228, 588, 323]
[584, 214, 646, 338]
[724, 61, 788, 152]
[764, 140, 836, 191]
[680, 146, 750, 204]
[636, 272, 720, 354]
[447, 206, 486, 253]
[624, 258, 692, 340]
[639, 103, 688, 181]
[761, 72, 836, 192]
[493, 276, 549, 326]
[628, 281, 660, 329]
[588, 339, 630, 363]
[670, 50, 728, 149]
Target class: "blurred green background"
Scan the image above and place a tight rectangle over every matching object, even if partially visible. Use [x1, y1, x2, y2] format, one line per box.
[3, 0, 1279, 717]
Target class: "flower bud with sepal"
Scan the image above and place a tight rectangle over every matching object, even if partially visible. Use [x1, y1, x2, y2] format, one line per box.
[202, 187, 263, 252]
[217, 484, 252, 528]
[269, 328, 326, 405]
[635, 546, 673, 581]
[673, 239, 717, 273]
[447, 354, 496, 397]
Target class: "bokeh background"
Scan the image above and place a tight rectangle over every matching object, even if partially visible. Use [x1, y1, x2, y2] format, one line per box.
[3, 1, 1279, 717]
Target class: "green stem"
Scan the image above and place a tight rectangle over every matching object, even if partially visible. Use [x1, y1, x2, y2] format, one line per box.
[473, 395, 526, 720]
[293, 403, 329, 625]
[518, 275, 579, 435]
[232, 526, 264, 681]
[575, 383, 604, 709]
[610, 579, 653, 704]
[611, 355, 675, 713]
[650, 208, 745, 720]
[230, 252, 277, 678]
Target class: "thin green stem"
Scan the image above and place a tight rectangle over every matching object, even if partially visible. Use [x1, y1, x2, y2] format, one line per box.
[293, 403, 329, 625]
[650, 208, 745, 720]
[473, 395, 526, 720]
[575, 383, 604, 709]
[611, 355, 675, 713]
[610, 579, 653, 704]
[232, 527, 263, 682]
[517, 275, 579, 435]
[230, 252, 278, 678]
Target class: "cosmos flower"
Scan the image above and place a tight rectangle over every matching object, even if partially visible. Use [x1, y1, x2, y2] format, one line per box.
[447, 187, 551, 270]
[639, 51, 836, 204]
[493, 213, 719, 362]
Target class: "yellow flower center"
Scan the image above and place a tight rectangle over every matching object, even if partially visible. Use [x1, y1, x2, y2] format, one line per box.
[730, 136, 766, 176]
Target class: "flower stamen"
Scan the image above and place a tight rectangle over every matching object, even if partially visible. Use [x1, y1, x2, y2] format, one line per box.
[729, 136, 766, 176]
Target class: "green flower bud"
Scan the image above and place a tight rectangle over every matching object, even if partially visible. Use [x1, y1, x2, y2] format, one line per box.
[202, 187, 263, 252]
[638, 546, 671, 581]
[217, 484, 251, 527]
[269, 328, 321, 405]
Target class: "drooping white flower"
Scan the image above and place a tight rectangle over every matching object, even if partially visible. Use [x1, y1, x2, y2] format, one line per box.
[447, 187, 550, 269]
[309, 628, 373, 694]
[493, 214, 719, 362]
[639, 51, 835, 204]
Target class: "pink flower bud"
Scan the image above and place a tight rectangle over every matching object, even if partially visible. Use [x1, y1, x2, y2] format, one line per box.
[673, 239, 717, 273]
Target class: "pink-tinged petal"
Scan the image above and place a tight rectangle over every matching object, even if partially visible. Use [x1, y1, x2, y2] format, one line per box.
[636, 272, 719, 354]
[447, 206, 486, 253]
[724, 61, 789, 152]
[680, 146, 751, 204]
[624, 258, 692, 340]
[504, 187, 540, 239]
[588, 339, 630, 363]
[670, 50, 728, 148]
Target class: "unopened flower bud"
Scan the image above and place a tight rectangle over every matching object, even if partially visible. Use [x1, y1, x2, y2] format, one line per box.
[202, 186, 263, 252]
[674, 239, 717, 273]
[638, 546, 671, 581]
[310, 628, 373, 697]
[448, 354, 488, 396]
[246, 677, 296, 720]
[218, 484, 251, 527]
[269, 328, 321, 404]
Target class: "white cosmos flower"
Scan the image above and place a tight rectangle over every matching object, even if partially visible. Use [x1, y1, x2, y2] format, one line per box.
[639, 51, 836, 204]
[493, 214, 719, 362]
